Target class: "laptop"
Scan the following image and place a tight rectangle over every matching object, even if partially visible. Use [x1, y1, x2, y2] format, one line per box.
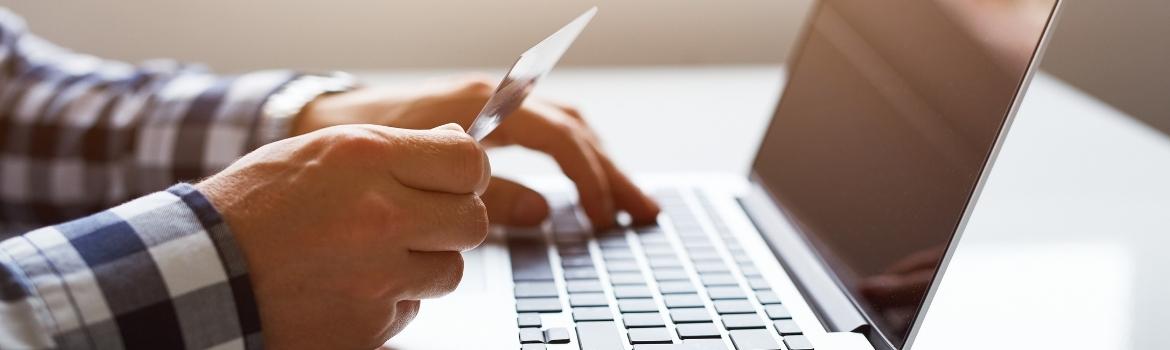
[385, 0, 1063, 349]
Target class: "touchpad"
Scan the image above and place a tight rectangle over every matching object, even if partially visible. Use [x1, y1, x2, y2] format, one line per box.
[450, 232, 508, 295]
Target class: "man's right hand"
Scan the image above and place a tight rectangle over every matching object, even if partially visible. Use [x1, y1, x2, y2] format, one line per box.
[196, 123, 490, 349]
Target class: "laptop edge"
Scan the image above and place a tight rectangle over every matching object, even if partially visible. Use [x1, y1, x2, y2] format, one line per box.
[738, 1, 1066, 349]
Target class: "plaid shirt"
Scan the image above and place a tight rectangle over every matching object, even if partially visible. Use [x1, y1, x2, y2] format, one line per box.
[0, 8, 300, 349]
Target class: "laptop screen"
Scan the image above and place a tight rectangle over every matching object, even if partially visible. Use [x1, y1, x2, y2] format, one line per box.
[751, 0, 1057, 347]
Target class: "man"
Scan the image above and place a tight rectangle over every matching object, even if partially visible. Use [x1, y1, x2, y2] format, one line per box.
[0, 8, 659, 349]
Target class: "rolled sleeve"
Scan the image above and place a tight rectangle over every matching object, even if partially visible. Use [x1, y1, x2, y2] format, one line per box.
[0, 183, 260, 349]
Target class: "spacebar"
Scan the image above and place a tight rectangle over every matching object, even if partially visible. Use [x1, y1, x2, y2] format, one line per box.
[576, 321, 624, 350]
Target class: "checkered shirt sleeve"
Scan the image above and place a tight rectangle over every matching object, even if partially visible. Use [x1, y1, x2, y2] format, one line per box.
[0, 183, 261, 349]
[0, 8, 299, 234]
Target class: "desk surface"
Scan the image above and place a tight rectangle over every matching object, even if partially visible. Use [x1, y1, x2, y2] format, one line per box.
[360, 66, 1170, 349]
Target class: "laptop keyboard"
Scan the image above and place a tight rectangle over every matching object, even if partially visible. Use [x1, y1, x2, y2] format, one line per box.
[507, 189, 813, 350]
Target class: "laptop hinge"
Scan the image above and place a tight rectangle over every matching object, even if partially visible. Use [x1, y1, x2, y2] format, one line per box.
[738, 177, 876, 341]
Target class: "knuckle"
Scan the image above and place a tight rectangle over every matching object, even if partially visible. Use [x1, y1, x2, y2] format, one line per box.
[458, 77, 494, 94]
[562, 106, 583, 118]
[439, 253, 465, 294]
[319, 125, 389, 161]
[466, 196, 490, 248]
[445, 133, 488, 188]
[549, 118, 579, 136]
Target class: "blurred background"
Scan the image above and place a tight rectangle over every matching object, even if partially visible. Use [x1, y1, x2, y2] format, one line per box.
[4, 0, 1167, 134]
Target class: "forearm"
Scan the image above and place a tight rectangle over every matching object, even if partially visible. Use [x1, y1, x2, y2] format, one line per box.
[0, 184, 260, 349]
[0, 9, 299, 230]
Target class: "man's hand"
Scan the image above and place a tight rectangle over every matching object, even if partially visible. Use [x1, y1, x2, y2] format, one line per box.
[294, 77, 660, 229]
[196, 124, 490, 349]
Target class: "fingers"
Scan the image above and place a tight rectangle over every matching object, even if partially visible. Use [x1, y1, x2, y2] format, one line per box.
[377, 123, 491, 195]
[481, 177, 550, 227]
[590, 147, 661, 225]
[502, 115, 615, 229]
[392, 186, 489, 252]
[399, 251, 465, 299]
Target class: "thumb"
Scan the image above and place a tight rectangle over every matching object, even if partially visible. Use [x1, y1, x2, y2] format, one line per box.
[482, 177, 549, 227]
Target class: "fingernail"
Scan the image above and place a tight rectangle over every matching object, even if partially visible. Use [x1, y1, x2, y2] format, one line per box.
[511, 191, 548, 225]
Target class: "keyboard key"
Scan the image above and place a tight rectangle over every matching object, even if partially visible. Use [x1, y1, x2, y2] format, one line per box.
[755, 291, 782, 304]
[576, 321, 625, 350]
[516, 298, 562, 313]
[517, 313, 542, 328]
[570, 293, 610, 307]
[606, 260, 641, 272]
[658, 281, 698, 294]
[614, 285, 653, 299]
[603, 250, 636, 260]
[561, 255, 595, 267]
[683, 339, 728, 348]
[521, 344, 547, 350]
[599, 237, 629, 248]
[564, 267, 600, 280]
[773, 319, 802, 335]
[514, 281, 559, 298]
[520, 328, 544, 343]
[783, 335, 815, 350]
[699, 274, 738, 286]
[733, 255, 753, 264]
[509, 238, 554, 281]
[648, 257, 684, 269]
[713, 299, 756, 314]
[663, 294, 705, 309]
[641, 245, 676, 256]
[669, 308, 713, 323]
[729, 329, 781, 349]
[653, 268, 690, 281]
[764, 305, 792, 320]
[573, 307, 615, 321]
[635, 225, 664, 233]
[675, 323, 721, 339]
[618, 298, 660, 313]
[555, 233, 588, 243]
[688, 250, 723, 261]
[747, 277, 770, 290]
[707, 286, 747, 300]
[544, 327, 571, 344]
[739, 265, 761, 276]
[627, 327, 673, 344]
[609, 272, 648, 285]
[558, 245, 590, 256]
[687, 246, 718, 256]
[683, 239, 714, 248]
[630, 343, 705, 350]
[623, 313, 666, 328]
[694, 262, 730, 274]
[567, 280, 604, 293]
[721, 314, 767, 329]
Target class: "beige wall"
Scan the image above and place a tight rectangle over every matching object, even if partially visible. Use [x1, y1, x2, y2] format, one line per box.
[4, 1, 1166, 134]
[1041, 0, 1170, 134]
[1, 1, 811, 70]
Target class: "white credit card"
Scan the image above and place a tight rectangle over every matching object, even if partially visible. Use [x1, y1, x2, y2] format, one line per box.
[465, 7, 597, 141]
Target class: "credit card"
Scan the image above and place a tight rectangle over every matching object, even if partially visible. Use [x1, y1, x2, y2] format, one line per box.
[465, 7, 597, 141]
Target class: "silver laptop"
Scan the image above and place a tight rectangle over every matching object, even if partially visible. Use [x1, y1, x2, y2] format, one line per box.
[386, 1, 1063, 349]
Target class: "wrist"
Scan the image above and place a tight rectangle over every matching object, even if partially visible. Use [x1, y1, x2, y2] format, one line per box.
[259, 72, 357, 143]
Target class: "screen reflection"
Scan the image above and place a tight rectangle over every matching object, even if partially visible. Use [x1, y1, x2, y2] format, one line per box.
[752, 0, 1056, 347]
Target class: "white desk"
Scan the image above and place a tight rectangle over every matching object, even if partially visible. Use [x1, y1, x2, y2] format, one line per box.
[360, 66, 1170, 349]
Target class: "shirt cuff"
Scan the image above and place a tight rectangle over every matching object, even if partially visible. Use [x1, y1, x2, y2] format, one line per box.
[0, 183, 261, 349]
